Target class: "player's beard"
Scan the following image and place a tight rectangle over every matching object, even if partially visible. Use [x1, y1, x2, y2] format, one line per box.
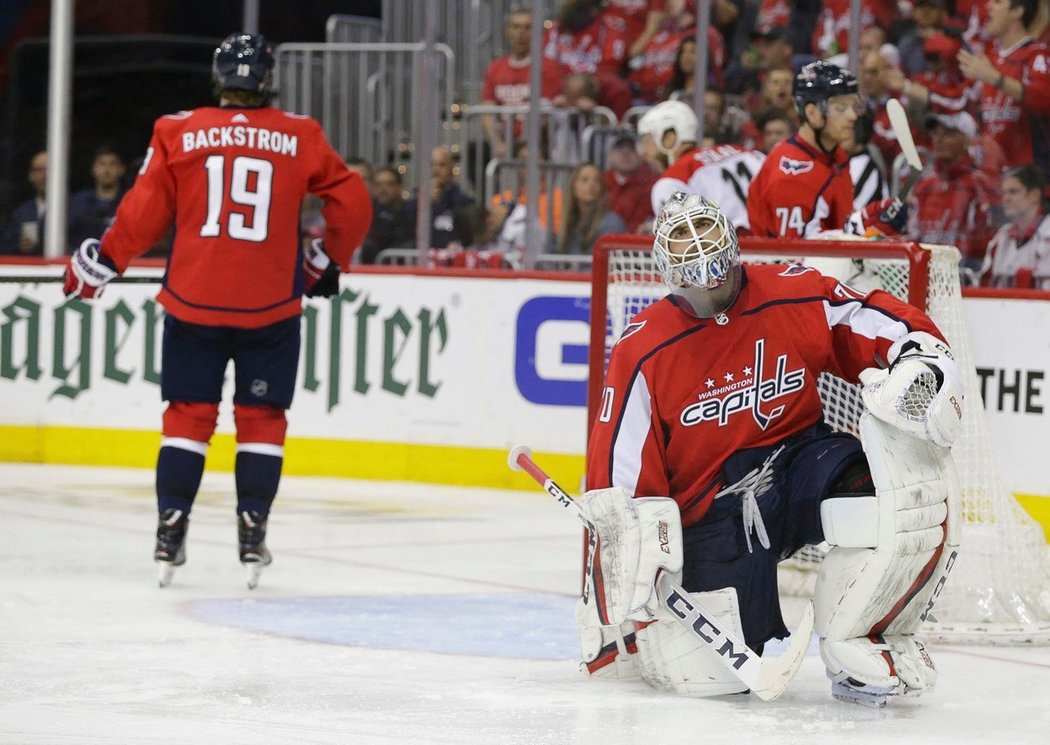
[673, 264, 742, 319]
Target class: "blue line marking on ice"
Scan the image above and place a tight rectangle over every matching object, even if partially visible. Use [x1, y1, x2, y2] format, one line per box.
[187, 593, 581, 660]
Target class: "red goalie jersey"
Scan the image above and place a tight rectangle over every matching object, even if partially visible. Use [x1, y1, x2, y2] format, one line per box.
[99, 106, 371, 328]
[587, 264, 945, 528]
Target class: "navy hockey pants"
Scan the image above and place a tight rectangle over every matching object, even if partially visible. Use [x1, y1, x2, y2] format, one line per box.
[681, 424, 867, 648]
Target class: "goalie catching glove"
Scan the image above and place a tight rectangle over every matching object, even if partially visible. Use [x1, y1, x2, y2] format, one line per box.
[303, 239, 341, 298]
[861, 331, 963, 447]
[64, 239, 119, 299]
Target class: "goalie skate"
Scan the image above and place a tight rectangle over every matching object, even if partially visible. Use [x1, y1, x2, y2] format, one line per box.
[154, 509, 188, 588]
[239, 511, 272, 590]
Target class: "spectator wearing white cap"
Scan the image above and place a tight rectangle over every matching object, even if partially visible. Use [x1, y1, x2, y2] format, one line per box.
[980, 165, 1050, 288]
[909, 110, 1000, 274]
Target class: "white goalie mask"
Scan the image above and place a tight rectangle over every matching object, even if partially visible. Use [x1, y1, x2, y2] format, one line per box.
[653, 192, 740, 292]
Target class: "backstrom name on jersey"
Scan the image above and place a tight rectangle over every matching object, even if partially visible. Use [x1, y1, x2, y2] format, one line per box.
[181, 126, 299, 156]
[679, 338, 806, 429]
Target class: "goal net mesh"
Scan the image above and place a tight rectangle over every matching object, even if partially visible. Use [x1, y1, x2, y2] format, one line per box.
[589, 235, 1050, 643]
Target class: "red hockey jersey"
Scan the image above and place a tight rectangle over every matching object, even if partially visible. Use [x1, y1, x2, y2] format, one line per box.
[100, 106, 372, 328]
[587, 263, 945, 527]
[747, 136, 855, 238]
[974, 37, 1050, 173]
[542, 13, 628, 76]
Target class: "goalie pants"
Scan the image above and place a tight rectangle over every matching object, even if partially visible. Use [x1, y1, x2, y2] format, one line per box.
[681, 423, 865, 649]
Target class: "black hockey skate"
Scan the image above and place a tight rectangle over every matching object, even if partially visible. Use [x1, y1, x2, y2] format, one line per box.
[238, 511, 272, 590]
[154, 508, 188, 588]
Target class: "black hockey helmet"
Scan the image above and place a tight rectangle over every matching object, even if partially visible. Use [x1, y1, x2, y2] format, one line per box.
[212, 33, 275, 95]
[792, 61, 858, 116]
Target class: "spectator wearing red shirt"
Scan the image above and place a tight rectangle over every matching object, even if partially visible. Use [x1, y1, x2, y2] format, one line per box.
[603, 132, 659, 232]
[604, 0, 668, 58]
[481, 7, 567, 158]
[909, 112, 1000, 272]
[811, 0, 898, 58]
[543, 0, 629, 77]
[543, 0, 633, 116]
[630, 25, 726, 103]
[957, 0, 1050, 180]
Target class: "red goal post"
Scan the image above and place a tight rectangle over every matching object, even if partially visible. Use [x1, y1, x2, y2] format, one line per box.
[586, 233, 1050, 643]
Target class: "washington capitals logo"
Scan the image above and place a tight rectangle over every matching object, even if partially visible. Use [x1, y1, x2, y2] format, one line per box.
[616, 321, 647, 344]
[680, 339, 806, 429]
[779, 264, 815, 277]
[779, 157, 814, 176]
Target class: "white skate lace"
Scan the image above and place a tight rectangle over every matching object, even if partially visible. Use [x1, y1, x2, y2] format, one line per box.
[714, 445, 785, 553]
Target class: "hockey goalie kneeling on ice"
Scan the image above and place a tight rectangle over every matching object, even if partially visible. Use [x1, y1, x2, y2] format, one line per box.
[580, 192, 963, 706]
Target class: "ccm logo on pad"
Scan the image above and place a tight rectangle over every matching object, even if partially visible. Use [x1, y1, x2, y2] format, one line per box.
[779, 157, 814, 175]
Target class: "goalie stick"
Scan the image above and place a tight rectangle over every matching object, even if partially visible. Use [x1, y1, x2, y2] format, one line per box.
[507, 444, 814, 702]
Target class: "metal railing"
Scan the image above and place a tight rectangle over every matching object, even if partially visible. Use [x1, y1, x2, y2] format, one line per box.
[274, 42, 454, 179]
[378, 0, 558, 103]
[484, 157, 578, 246]
[452, 103, 617, 197]
[325, 14, 382, 44]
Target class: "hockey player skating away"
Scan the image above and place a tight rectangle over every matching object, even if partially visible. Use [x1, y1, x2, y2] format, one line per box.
[580, 192, 963, 706]
[637, 100, 765, 231]
[747, 61, 908, 239]
[63, 33, 372, 588]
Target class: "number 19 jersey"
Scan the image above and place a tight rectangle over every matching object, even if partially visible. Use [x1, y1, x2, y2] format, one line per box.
[99, 106, 372, 328]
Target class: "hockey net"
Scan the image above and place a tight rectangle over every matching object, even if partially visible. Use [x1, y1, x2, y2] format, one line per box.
[588, 234, 1050, 644]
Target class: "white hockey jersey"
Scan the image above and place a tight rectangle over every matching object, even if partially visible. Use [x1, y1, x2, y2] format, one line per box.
[651, 144, 766, 231]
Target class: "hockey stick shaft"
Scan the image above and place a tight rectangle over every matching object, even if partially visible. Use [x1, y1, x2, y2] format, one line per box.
[507, 445, 812, 701]
[0, 275, 162, 284]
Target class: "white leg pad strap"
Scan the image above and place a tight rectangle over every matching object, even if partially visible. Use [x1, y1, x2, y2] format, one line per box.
[576, 602, 641, 681]
[634, 587, 750, 697]
[815, 412, 961, 698]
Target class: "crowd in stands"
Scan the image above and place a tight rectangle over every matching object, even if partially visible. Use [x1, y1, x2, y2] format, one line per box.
[4, 0, 1049, 289]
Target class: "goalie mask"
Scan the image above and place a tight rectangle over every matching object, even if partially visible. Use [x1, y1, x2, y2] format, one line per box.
[653, 192, 742, 316]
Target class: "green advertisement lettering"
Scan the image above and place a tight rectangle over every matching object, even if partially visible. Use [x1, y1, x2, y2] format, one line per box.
[51, 300, 92, 400]
[1, 296, 42, 381]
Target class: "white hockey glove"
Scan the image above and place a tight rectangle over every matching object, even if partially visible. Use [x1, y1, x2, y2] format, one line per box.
[577, 487, 683, 626]
[860, 331, 964, 447]
[63, 239, 118, 299]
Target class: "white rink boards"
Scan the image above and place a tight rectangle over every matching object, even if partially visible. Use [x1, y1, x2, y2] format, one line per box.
[2, 463, 1048, 745]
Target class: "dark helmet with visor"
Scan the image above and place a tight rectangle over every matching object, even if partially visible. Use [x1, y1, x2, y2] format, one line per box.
[792, 60, 859, 117]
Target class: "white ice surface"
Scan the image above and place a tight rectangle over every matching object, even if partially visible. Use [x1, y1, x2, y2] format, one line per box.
[1, 463, 1048, 744]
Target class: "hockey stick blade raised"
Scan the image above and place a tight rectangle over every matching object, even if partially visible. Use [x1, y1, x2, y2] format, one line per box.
[886, 98, 923, 173]
[508, 444, 812, 702]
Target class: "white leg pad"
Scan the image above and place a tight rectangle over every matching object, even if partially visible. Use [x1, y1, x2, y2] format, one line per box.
[815, 413, 961, 699]
[633, 587, 750, 697]
[576, 600, 641, 680]
[822, 635, 937, 694]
